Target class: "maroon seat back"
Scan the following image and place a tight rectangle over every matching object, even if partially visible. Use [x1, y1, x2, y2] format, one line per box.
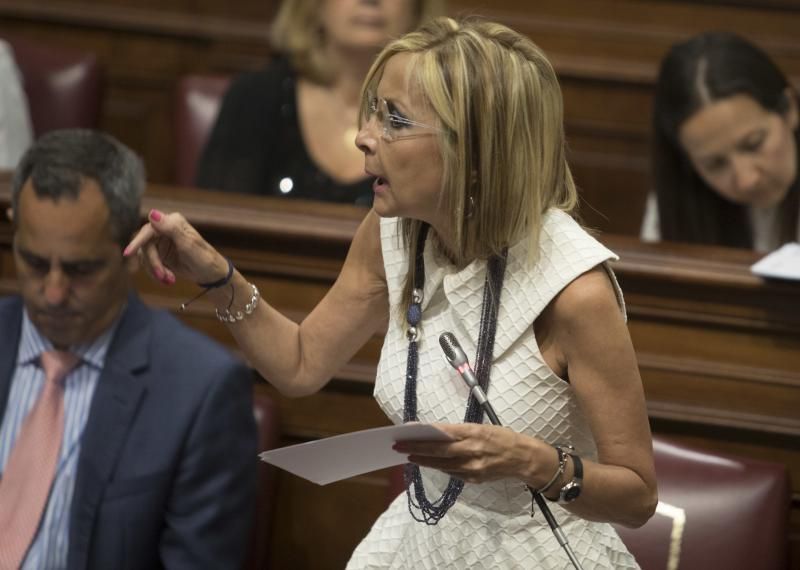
[3, 36, 103, 136]
[613, 436, 789, 570]
[173, 75, 231, 186]
[245, 388, 281, 570]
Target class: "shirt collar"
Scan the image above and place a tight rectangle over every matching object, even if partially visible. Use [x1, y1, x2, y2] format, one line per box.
[17, 304, 126, 370]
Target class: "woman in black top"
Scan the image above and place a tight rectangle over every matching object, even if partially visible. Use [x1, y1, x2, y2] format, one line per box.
[197, 0, 444, 205]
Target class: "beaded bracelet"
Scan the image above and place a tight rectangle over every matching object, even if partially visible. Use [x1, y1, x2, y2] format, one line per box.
[179, 257, 235, 312]
[216, 283, 260, 323]
[198, 257, 234, 289]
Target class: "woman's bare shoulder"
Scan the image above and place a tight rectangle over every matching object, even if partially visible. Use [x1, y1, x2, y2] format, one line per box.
[341, 209, 387, 296]
[552, 265, 619, 322]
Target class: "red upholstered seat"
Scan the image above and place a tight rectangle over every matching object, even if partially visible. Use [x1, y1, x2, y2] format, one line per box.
[3, 36, 103, 136]
[245, 388, 281, 570]
[173, 75, 231, 186]
[613, 436, 789, 570]
[385, 434, 790, 570]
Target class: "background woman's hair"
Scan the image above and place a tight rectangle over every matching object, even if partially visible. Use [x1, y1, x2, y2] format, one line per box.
[270, 0, 446, 85]
[360, 17, 578, 309]
[652, 31, 799, 248]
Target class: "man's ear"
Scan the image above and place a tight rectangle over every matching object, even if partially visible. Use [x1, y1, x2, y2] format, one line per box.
[6, 207, 12, 223]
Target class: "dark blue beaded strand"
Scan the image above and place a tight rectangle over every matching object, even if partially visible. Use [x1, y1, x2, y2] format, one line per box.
[402, 224, 508, 524]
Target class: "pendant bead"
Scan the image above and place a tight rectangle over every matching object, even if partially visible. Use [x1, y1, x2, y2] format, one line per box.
[406, 303, 422, 326]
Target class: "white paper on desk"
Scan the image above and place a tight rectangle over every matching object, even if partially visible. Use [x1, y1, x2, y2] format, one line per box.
[750, 242, 800, 281]
[259, 423, 453, 485]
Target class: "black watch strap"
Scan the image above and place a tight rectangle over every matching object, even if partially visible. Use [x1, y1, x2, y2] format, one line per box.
[570, 453, 584, 480]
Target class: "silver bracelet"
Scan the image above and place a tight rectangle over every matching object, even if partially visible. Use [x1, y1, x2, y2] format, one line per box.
[216, 283, 260, 323]
[536, 443, 574, 494]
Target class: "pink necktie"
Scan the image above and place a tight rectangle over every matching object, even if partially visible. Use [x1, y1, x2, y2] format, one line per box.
[0, 351, 79, 570]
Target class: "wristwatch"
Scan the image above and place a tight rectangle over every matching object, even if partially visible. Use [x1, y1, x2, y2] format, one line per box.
[557, 453, 583, 504]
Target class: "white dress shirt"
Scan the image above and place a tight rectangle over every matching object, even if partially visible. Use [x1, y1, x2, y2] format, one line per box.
[640, 191, 800, 252]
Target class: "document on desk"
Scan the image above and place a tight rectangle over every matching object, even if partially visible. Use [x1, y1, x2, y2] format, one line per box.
[750, 242, 800, 281]
[259, 423, 453, 485]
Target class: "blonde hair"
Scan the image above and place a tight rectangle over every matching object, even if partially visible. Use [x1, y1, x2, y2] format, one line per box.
[270, 0, 446, 84]
[360, 17, 579, 305]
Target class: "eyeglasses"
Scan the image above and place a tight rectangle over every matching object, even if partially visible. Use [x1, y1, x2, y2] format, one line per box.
[364, 94, 441, 142]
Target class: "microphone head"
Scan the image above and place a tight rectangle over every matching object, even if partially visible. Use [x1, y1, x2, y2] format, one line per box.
[439, 332, 468, 367]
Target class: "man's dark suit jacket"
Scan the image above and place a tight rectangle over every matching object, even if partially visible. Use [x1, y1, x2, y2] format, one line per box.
[0, 293, 258, 570]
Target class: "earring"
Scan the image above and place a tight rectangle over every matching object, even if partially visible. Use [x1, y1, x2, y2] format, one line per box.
[466, 170, 479, 220]
[465, 195, 475, 219]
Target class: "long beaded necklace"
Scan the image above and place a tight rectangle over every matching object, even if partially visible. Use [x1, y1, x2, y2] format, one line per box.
[403, 224, 508, 524]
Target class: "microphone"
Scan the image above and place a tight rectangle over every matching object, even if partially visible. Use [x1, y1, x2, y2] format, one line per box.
[438, 332, 500, 425]
[438, 330, 585, 570]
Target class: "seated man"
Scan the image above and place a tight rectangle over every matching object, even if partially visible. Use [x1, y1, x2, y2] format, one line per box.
[0, 129, 257, 569]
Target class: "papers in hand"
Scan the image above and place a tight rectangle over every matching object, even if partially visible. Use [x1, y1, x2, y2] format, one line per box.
[259, 423, 453, 485]
[750, 242, 800, 281]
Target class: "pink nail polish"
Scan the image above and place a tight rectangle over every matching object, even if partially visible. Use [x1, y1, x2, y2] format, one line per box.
[154, 267, 164, 280]
[122, 246, 130, 257]
[149, 209, 163, 222]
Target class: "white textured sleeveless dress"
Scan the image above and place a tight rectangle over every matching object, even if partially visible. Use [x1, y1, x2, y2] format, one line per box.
[347, 210, 640, 569]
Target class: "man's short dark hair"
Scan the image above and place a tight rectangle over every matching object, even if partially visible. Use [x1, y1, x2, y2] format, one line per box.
[12, 129, 145, 244]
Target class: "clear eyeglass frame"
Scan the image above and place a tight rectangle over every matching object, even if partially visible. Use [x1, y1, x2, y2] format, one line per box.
[365, 94, 442, 142]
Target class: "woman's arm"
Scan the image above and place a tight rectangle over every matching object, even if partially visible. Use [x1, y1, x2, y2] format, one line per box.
[217, 209, 389, 396]
[541, 266, 657, 527]
[127, 208, 388, 397]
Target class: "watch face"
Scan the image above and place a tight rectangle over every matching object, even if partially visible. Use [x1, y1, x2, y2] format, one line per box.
[564, 485, 581, 502]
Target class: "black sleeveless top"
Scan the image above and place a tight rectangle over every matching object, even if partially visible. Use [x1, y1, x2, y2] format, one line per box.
[196, 57, 373, 206]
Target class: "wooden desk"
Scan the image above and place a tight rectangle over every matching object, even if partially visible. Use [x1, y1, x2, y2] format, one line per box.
[1, 175, 798, 568]
[3, 0, 800, 237]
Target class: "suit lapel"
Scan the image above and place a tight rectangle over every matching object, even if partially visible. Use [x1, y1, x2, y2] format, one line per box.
[68, 295, 150, 570]
[0, 298, 23, 428]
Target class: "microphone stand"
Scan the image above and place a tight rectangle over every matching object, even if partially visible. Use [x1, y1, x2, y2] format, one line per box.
[528, 484, 584, 570]
[439, 332, 584, 570]
[480, 406, 584, 570]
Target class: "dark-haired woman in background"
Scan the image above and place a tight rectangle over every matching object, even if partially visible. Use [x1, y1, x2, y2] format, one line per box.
[197, 0, 443, 206]
[642, 31, 799, 251]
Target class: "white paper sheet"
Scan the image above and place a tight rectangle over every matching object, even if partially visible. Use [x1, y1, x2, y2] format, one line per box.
[259, 423, 453, 485]
[750, 242, 800, 281]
